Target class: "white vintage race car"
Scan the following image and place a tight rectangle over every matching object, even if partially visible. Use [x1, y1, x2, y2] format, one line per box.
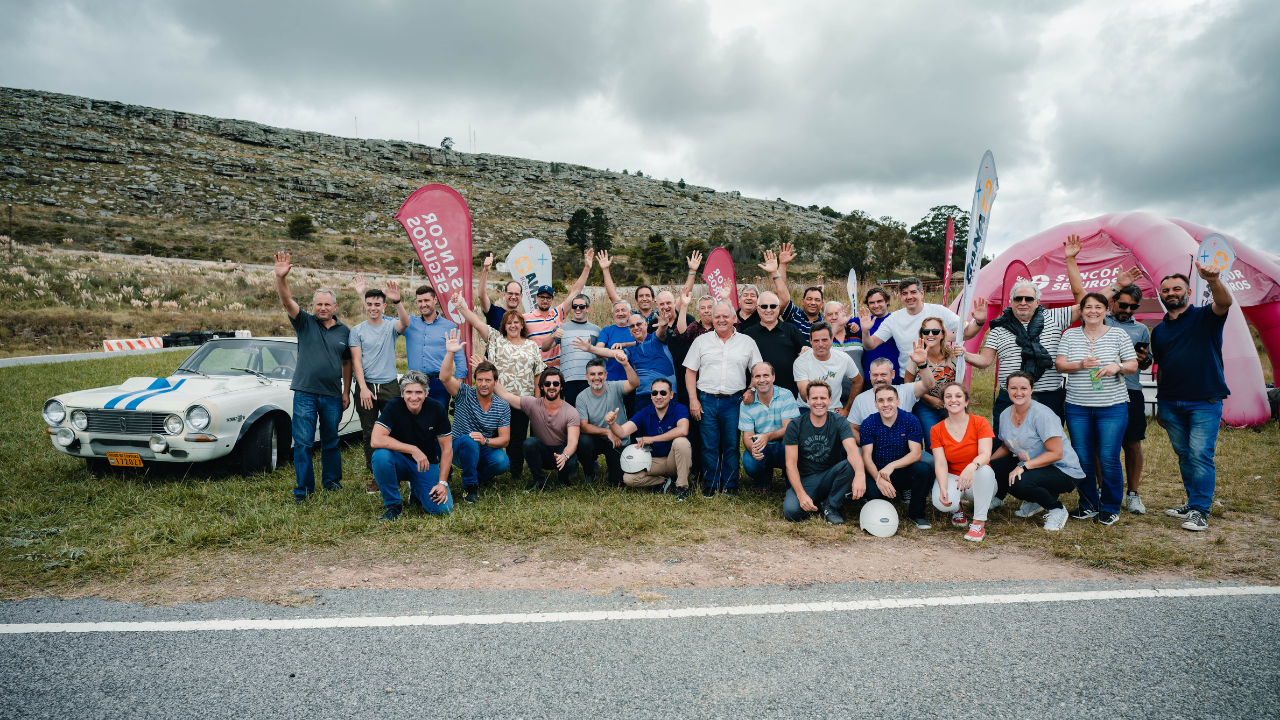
[41, 337, 361, 474]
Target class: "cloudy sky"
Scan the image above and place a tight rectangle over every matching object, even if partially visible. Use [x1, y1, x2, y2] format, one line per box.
[3, 0, 1277, 253]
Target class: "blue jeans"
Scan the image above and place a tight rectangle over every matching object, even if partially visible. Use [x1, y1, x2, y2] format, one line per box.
[912, 402, 946, 451]
[452, 435, 511, 490]
[1159, 399, 1223, 516]
[698, 392, 741, 489]
[371, 448, 452, 514]
[1065, 402, 1129, 514]
[292, 390, 343, 498]
[741, 442, 786, 488]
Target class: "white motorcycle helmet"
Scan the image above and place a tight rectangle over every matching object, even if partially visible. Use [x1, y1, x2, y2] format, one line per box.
[859, 499, 899, 537]
[620, 445, 653, 474]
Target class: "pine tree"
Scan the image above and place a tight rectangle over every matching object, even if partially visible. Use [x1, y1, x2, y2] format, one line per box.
[565, 208, 591, 251]
[589, 208, 613, 251]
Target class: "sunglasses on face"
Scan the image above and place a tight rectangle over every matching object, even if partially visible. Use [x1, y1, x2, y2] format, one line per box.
[629, 323, 646, 328]
[542, 381, 561, 388]
[1116, 301, 1139, 311]
[650, 389, 669, 397]
[1013, 296, 1036, 304]
[920, 328, 943, 336]
[759, 303, 779, 310]
[571, 304, 588, 310]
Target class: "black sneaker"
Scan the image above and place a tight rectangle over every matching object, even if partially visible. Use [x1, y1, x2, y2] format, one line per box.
[1095, 511, 1119, 526]
[464, 488, 479, 504]
[702, 485, 717, 498]
[822, 504, 845, 525]
[380, 504, 402, 522]
[1181, 509, 1209, 532]
[1069, 506, 1098, 521]
[724, 486, 740, 497]
[524, 478, 546, 494]
[675, 487, 689, 502]
[294, 494, 307, 504]
[325, 482, 343, 492]
[1165, 503, 1192, 519]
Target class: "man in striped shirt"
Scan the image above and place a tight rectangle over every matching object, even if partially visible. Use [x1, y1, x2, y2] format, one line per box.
[441, 329, 511, 504]
[525, 249, 595, 368]
[739, 361, 801, 489]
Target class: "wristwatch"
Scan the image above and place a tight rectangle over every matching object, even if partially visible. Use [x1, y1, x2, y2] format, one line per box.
[391, 299, 402, 304]
[1016, 460, 1027, 470]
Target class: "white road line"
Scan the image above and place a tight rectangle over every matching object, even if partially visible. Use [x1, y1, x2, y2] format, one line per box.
[2, 586, 1276, 635]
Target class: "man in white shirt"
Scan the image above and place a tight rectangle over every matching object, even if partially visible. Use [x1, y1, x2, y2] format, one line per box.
[684, 302, 763, 496]
[859, 277, 987, 370]
[793, 321, 862, 415]
[849, 352, 934, 450]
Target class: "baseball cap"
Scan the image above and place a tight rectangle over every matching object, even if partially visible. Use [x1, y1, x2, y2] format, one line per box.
[536, 285, 554, 297]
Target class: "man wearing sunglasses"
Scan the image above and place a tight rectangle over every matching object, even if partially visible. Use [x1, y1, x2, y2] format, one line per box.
[1064, 235, 1154, 515]
[556, 294, 601, 407]
[742, 291, 808, 396]
[760, 243, 825, 342]
[491, 368, 581, 492]
[524, 249, 595, 369]
[604, 379, 692, 500]
[476, 253, 525, 331]
[861, 277, 986, 375]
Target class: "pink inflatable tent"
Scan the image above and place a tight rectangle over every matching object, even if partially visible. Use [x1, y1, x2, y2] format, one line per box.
[950, 211, 1275, 427]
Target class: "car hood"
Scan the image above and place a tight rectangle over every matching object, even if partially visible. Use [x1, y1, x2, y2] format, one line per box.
[58, 375, 271, 410]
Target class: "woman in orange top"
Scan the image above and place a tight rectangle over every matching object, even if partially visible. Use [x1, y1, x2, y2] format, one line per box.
[930, 382, 997, 542]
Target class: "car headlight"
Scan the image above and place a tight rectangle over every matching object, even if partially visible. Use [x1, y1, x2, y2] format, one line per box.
[56, 428, 75, 447]
[164, 414, 184, 435]
[70, 410, 88, 430]
[43, 399, 66, 426]
[149, 435, 169, 453]
[186, 405, 211, 431]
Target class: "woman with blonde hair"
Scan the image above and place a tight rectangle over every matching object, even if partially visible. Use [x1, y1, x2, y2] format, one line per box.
[904, 316, 961, 449]
[454, 292, 546, 481]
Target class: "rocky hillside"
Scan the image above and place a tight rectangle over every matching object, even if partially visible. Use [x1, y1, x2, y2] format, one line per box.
[0, 87, 838, 278]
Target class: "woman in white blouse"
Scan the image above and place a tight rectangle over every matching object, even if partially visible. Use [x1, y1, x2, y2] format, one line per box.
[1055, 292, 1138, 527]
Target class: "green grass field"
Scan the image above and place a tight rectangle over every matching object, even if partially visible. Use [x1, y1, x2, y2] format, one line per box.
[2, 326, 1278, 601]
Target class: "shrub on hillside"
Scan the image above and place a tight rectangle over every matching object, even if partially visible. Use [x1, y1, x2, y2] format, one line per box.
[287, 214, 315, 240]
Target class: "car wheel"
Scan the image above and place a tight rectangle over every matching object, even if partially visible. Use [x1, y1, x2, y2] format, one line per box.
[238, 418, 278, 475]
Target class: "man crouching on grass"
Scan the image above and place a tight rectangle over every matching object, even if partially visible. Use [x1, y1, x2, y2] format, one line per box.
[370, 370, 454, 522]
[783, 381, 864, 525]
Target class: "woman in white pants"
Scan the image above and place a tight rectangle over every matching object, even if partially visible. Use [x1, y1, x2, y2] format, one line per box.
[930, 382, 997, 542]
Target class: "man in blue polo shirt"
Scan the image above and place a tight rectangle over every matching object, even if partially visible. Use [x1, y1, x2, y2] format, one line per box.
[441, 330, 511, 504]
[274, 252, 351, 503]
[402, 284, 467, 404]
[1151, 263, 1232, 532]
[586, 312, 675, 414]
[739, 361, 800, 489]
[858, 384, 933, 528]
[605, 378, 691, 501]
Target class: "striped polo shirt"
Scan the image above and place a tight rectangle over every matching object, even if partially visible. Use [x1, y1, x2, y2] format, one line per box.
[450, 384, 512, 440]
[738, 386, 801, 437]
[1058, 325, 1136, 407]
[523, 306, 564, 367]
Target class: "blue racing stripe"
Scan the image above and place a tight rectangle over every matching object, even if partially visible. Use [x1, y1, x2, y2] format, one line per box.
[104, 378, 171, 409]
[123, 379, 187, 410]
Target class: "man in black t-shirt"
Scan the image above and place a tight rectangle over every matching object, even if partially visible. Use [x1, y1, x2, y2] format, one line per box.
[782, 382, 865, 524]
[370, 370, 454, 521]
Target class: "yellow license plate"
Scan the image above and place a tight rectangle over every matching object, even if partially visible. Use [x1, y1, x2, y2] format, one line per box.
[106, 452, 144, 467]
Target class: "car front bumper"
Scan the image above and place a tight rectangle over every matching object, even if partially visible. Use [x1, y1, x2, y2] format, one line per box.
[46, 429, 232, 463]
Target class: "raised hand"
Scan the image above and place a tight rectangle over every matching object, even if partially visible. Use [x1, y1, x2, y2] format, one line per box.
[385, 279, 401, 304]
[352, 273, 367, 297]
[273, 251, 292, 278]
[483, 253, 494, 270]
[757, 249, 778, 274]
[971, 295, 988, 323]
[857, 305, 872, 330]
[596, 250, 612, 270]
[451, 291, 470, 310]
[1118, 266, 1145, 287]
[777, 242, 796, 266]
[571, 336, 591, 352]
[909, 339, 928, 366]
[584, 248, 595, 268]
[553, 325, 565, 340]
[470, 352, 486, 370]
[817, 275, 825, 290]
[678, 289, 692, 309]
[1063, 234, 1082, 260]
[444, 328, 462, 355]
[718, 285, 731, 302]
[605, 409, 618, 425]
[687, 250, 703, 272]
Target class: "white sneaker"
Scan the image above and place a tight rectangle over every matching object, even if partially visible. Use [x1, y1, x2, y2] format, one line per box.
[1125, 492, 1147, 515]
[1014, 501, 1044, 518]
[989, 496, 1005, 510]
[1043, 507, 1069, 531]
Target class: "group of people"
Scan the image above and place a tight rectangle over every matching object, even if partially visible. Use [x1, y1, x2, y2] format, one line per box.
[273, 233, 1233, 536]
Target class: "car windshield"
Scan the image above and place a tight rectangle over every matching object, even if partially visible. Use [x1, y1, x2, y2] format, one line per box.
[177, 340, 298, 380]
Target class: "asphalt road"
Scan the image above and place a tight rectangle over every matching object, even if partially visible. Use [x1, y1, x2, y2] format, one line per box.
[1, 580, 1276, 719]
